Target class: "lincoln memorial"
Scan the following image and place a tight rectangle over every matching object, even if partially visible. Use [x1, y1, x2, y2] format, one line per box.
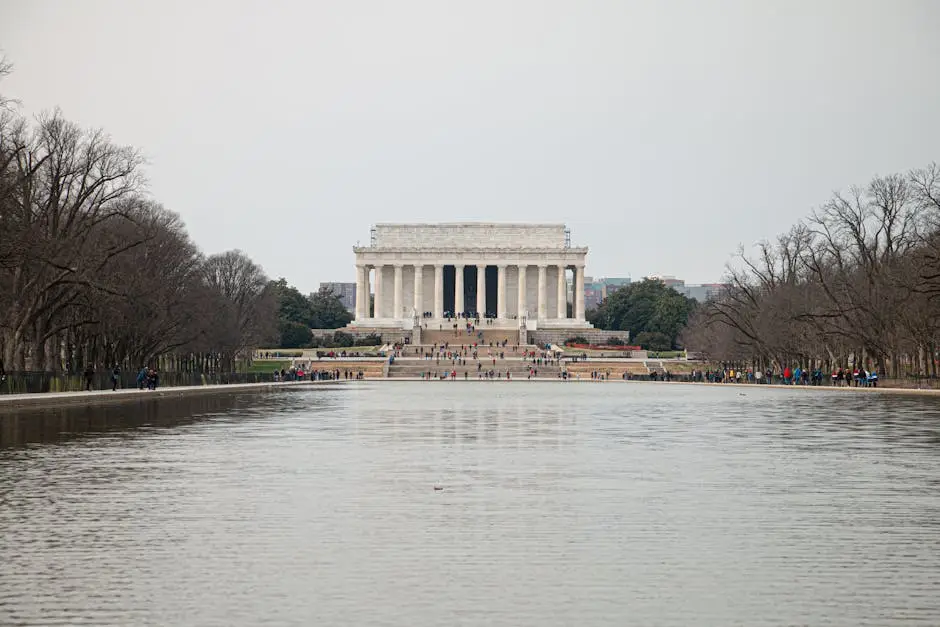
[350, 223, 592, 332]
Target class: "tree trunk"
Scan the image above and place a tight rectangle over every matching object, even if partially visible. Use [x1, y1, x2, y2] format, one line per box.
[2, 328, 16, 372]
[44, 336, 58, 373]
[29, 331, 45, 371]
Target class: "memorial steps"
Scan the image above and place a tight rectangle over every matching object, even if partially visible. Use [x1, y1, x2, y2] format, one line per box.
[386, 360, 564, 380]
[417, 327, 521, 346]
[564, 361, 650, 379]
[281, 356, 690, 381]
[386, 346, 563, 379]
[300, 361, 387, 379]
[645, 360, 666, 375]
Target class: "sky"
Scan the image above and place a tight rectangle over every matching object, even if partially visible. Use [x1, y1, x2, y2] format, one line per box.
[1, 0, 939, 293]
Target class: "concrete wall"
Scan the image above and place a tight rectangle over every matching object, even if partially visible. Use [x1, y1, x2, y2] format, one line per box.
[313, 328, 409, 344]
[530, 328, 631, 346]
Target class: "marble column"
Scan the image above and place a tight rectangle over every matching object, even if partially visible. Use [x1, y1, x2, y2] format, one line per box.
[393, 264, 403, 319]
[434, 264, 443, 318]
[496, 265, 506, 319]
[556, 265, 567, 319]
[355, 264, 366, 320]
[517, 264, 527, 318]
[413, 265, 424, 316]
[537, 265, 547, 320]
[373, 265, 384, 318]
[476, 264, 485, 316]
[455, 264, 464, 315]
[575, 265, 586, 321]
[364, 267, 371, 318]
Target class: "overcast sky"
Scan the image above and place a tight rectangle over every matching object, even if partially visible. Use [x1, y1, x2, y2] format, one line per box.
[2, 0, 938, 292]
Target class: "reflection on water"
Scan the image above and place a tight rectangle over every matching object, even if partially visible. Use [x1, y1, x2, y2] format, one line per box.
[0, 387, 345, 448]
[1, 382, 939, 626]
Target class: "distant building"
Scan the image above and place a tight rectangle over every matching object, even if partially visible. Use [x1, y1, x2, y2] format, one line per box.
[599, 277, 631, 299]
[584, 283, 604, 310]
[644, 275, 727, 302]
[681, 283, 728, 302]
[319, 282, 357, 312]
[577, 276, 632, 310]
[646, 274, 685, 290]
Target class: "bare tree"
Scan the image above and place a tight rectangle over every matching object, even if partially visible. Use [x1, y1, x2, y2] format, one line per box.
[0, 54, 16, 113]
[201, 250, 276, 365]
[802, 174, 919, 375]
[0, 75, 282, 379]
[684, 165, 940, 381]
[1, 111, 145, 369]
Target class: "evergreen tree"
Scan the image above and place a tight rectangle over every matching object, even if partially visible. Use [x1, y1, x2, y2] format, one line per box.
[587, 279, 697, 349]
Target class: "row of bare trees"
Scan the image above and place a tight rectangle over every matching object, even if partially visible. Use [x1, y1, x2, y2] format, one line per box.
[681, 163, 940, 379]
[0, 60, 276, 374]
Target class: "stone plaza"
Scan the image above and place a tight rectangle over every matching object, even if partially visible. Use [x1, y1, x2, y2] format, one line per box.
[349, 223, 597, 342]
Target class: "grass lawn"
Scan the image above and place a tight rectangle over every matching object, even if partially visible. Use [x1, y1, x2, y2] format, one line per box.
[247, 360, 290, 373]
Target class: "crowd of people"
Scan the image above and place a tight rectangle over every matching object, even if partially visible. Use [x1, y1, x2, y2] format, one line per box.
[690, 366, 879, 386]
[136, 367, 160, 390]
[273, 366, 366, 381]
[314, 350, 371, 359]
[404, 340, 515, 362]
[419, 311, 524, 322]
[421, 368, 551, 380]
[521, 349, 562, 367]
[395, 341, 564, 371]
[77, 365, 161, 391]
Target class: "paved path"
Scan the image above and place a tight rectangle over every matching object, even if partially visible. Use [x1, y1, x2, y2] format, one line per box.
[0, 380, 344, 411]
[347, 377, 940, 395]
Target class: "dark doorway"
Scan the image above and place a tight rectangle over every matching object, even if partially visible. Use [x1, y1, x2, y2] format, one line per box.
[465, 265, 478, 315]
[443, 265, 455, 315]
[485, 266, 498, 317]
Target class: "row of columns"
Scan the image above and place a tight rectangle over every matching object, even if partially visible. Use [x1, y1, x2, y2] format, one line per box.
[356, 263, 586, 321]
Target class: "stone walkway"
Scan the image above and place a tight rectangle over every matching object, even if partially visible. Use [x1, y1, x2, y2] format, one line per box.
[0, 380, 340, 411]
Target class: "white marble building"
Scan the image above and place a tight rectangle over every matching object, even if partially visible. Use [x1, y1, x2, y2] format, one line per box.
[350, 223, 591, 330]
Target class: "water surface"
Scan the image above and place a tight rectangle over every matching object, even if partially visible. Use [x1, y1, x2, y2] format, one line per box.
[1, 382, 939, 626]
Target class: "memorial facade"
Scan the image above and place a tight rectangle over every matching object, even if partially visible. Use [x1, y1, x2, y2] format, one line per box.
[350, 223, 591, 330]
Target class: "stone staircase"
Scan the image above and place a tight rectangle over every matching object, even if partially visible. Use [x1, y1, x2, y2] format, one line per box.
[387, 344, 563, 379]
[418, 327, 520, 346]
[645, 360, 666, 375]
[564, 361, 649, 379]
[305, 360, 387, 379]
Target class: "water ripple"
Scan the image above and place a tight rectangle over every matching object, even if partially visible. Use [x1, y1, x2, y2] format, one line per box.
[1, 382, 939, 626]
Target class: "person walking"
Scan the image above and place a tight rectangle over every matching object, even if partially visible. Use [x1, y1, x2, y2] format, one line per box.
[110, 364, 121, 391]
[147, 368, 160, 390]
[83, 364, 95, 391]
